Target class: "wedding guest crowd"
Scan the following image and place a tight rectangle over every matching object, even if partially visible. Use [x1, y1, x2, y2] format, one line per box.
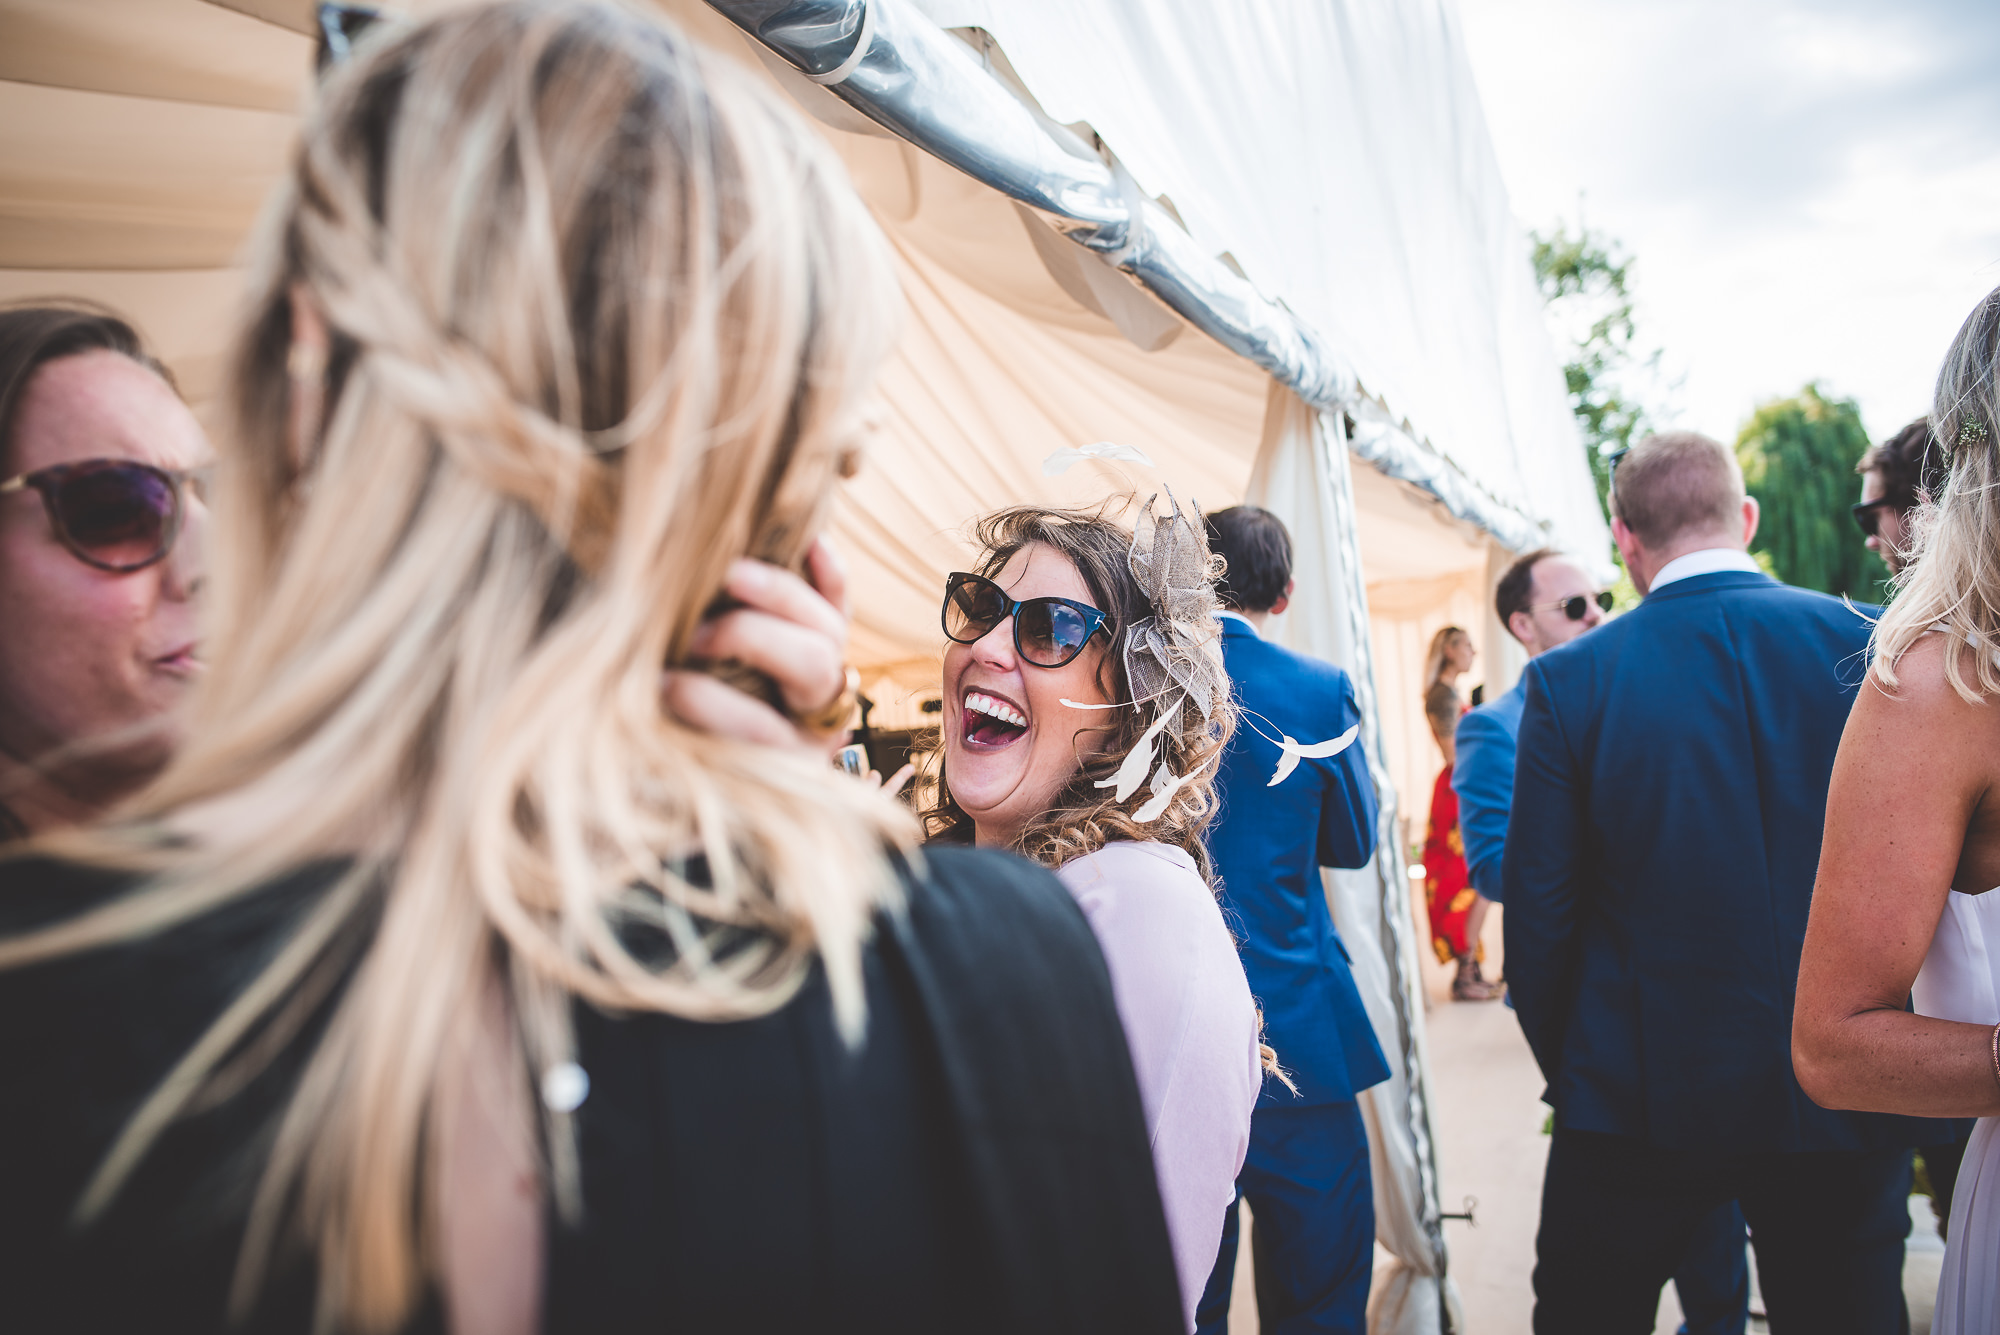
[0, 7, 1183, 1331]
[6, 3, 2000, 1334]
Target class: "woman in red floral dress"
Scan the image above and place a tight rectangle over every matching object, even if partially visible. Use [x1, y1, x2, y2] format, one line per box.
[1421, 626, 1499, 1000]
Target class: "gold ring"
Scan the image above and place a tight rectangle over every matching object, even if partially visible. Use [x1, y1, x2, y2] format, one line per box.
[795, 664, 861, 737]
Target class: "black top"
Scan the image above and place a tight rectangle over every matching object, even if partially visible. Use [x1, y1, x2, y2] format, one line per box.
[0, 846, 1182, 1333]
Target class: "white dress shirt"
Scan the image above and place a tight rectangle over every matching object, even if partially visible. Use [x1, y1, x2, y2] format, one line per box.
[1647, 547, 1763, 593]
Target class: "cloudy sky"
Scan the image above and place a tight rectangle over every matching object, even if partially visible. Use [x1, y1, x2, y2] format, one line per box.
[1455, 0, 2000, 447]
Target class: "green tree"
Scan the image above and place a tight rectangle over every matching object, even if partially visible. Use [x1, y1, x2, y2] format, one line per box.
[1735, 384, 1887, 598]
[1530, 222, 1662, 514]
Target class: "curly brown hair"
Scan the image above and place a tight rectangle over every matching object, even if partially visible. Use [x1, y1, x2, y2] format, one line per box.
[918, 500, 1236, 880]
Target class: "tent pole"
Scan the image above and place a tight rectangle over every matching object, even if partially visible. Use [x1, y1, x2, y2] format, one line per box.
[1316, 410, 1456, 1334]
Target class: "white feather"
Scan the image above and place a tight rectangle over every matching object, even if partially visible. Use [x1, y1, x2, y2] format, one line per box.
[1267, 724, 1360, 787]
[1041, 441, 1158, 476]
[1094, 695, 1182, 802]
[1133, 753, 1215, 822]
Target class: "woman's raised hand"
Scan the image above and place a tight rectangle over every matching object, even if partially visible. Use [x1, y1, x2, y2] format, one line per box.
[662, 537, 855, 760]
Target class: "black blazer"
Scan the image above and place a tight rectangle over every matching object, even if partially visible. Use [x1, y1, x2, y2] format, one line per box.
[0, 845, 1182, 1333]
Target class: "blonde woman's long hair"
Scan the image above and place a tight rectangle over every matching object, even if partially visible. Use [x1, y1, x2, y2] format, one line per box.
[1423, 625, 1467, 693]
[1873, 285, 2000, 701]
[0, 2, 914, 1328]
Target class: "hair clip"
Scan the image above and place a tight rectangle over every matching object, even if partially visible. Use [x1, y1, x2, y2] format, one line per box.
[1961, 419, 1990, 449]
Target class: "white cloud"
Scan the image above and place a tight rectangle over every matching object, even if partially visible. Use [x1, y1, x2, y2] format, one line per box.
[1456, 0, 2000, 444]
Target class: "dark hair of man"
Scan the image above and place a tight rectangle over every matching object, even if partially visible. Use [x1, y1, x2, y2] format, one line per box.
[1856, 417, 1946, 512]
[1608, 431, 1743, 548]
[1204, 505, 1293, 612]
[0, 301, 173, 476]
[1495, 546, 1560, 638]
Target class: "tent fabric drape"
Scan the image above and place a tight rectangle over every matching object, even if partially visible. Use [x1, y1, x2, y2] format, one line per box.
[907, 0, 1607, 569]
[1247, 385, 1466, 1335]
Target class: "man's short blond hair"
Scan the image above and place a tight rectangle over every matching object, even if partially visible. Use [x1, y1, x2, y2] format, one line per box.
[1610, 431, 1745, 548]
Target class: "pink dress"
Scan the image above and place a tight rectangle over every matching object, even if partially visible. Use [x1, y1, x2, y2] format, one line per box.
[1057, 841, 1262, 1331]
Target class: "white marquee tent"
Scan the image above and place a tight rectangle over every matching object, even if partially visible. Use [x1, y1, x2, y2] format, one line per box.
[0, 2, 1609, 1329]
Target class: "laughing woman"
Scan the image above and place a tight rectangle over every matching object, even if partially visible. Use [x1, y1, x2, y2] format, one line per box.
[924, 500, 1263, 1332]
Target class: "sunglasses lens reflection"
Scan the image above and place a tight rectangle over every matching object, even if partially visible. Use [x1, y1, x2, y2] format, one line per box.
[1019, 601, 1091, 667]
[944, 577, 1005, 643]
[1596, 591, 1615, 612]
[55, 463, 176, 569]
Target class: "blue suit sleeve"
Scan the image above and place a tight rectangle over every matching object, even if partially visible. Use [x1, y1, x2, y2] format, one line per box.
[1316, 671, 1378, 870]
[1452, 708, 1514, 904]
[1501, 662, 1586, 1086]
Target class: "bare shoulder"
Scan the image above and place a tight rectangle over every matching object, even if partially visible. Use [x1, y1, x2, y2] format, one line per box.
[1871, 631, 2000, 726]
[1848, 631, 2000, 823]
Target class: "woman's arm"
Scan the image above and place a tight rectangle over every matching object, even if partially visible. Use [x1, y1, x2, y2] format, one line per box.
[1794, 634, 2000, 1118]
[1055, 844, 1259, 1330]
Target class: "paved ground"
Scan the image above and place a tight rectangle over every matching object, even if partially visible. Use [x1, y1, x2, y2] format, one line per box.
[1420, 901, 1948, 1335]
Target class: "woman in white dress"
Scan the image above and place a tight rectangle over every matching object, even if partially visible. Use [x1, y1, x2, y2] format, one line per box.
[921, 497, 1264, 1332]
[1795, 283, 2000, 1334]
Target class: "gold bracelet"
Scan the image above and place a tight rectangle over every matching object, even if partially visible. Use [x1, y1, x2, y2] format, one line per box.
[1989, 1020, 2000, 1095]
[794, 664, 861, 737]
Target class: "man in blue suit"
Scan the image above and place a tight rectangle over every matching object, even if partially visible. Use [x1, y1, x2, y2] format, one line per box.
[1452, 547, 1604, 906]
[1194, 506, 1387, 1335]
[1457, 546, 1750, 1335]
[1505, 432, 1939, 1333]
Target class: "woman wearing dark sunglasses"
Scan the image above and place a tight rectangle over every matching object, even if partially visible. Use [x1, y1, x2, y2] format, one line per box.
[924, 502, 1262, 1331]
[0, 302, 209, 841]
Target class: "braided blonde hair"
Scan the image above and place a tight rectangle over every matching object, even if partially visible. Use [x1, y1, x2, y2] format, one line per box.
[3, 3, 911, 1327]
[1873, 285, 2000, 701]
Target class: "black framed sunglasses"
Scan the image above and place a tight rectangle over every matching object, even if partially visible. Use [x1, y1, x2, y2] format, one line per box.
[1851, 497, 1902, 540]
[942, 571, 1109, 668]
[0, 458, 205, 573]
[1605, 445, 1631, 493]
[1530, 591, 1615, 621]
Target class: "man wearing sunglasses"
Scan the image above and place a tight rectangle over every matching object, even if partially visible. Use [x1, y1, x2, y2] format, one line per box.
[0, 303, 210, 841]
[1451, 548, 1605, 916]
[1505, 431, 1941, 1333]
[1852, 417, 1946, 578]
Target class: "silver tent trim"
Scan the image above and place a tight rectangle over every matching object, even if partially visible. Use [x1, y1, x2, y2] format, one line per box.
[706, 0, 1548, 555]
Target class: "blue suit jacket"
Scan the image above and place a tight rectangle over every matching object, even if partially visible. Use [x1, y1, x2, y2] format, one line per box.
[1452, 678, 1527, 903]
[1504, 571, 1939, 1152]
[1207, 618, 1391, 1107]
